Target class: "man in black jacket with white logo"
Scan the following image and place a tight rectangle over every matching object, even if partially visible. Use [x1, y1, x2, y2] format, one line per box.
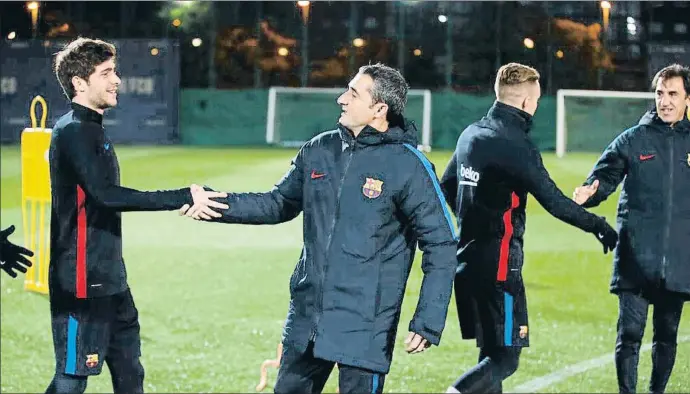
[441, 63, 618, 393]
[574, 63, 690, 394]
[182, 63, 458, 394]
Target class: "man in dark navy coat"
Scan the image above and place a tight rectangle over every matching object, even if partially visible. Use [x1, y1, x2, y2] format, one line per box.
[182, 63, 458, 394]
[574, 63, 690, 394]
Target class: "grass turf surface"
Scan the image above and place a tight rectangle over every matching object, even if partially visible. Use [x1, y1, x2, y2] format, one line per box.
[1, 145, 688, 393]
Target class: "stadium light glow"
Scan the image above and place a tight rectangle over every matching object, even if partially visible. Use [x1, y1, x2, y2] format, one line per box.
[600, 1, 611, 31]
[150, 48, 159, 56]
[352, 38, 365, 48]
[26, 2, 40, 38]
[413, 48, 422, 56]
[192, 38, 202, 47]
[556, 49, 564, 59]
[523, 38, 535, 49]
[7, 31, 16, 40]
[172, 19, 182, 27]
[278, 47, 289, 56]
[297, 1, 310, 24]
[627, 17, 635, 24]
[438, 15, 448, 23]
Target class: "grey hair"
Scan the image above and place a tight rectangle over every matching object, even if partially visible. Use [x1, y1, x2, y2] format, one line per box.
[358, 63, 409, 118]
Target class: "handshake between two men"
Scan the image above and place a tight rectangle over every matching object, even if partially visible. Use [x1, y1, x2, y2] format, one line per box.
[571, 179, 618, 254]
[180, 184, 228, 220]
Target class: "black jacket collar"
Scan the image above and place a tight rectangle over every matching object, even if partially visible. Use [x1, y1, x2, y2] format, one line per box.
[486, 100, 533, 133]
[638, 109, 690, 133]
[337, 118, 419, 147]
[71, 102, 103, 126]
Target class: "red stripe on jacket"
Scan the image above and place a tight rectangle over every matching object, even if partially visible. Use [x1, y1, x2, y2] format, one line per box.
[497, 192, 520, 281]
[76, 185, 87, 298]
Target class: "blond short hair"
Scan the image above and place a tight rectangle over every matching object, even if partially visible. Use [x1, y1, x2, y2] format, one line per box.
[494, 63, 540, 100]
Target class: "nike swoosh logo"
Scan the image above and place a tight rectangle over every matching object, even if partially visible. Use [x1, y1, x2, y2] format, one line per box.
[311, 170, 325, 179]
[639, 154, 655, 161]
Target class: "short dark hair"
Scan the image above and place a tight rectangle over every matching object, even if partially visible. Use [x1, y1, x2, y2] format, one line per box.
[54, 37, 117, 99]
[358, 63, 409, 119]
[651, 63, 690, 95]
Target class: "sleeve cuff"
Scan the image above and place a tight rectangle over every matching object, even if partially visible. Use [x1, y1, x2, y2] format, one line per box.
[173, 188, 193, 207]
[408, 320, 442, 346]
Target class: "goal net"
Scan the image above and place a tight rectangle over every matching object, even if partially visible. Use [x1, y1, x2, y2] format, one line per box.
[266, 87, 432, 151]
[556, 89, 655, 158]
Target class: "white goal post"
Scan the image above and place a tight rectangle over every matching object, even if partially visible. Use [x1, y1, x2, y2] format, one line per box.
[266, 87, 433, 151]
[556, 89, 655, 158]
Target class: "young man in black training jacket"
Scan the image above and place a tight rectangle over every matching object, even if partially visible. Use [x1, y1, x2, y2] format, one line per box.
[573, 63, 690, 394]
[440, 62, 618, 393]
[45, 37, 228, 394]
[181, 63, 458, 394]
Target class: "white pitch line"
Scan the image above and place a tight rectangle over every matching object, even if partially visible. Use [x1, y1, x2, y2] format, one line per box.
[511, 335, 690, 393]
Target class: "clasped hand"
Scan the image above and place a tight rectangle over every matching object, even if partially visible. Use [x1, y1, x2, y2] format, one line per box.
[179, 184, 228, 220]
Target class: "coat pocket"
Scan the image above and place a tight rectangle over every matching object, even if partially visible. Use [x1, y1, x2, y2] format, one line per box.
[289, 251, 308, 295]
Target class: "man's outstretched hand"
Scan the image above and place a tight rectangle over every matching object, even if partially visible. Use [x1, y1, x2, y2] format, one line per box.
[179, 184, 229, 220]
[594, 217, 618, 254]
[573, 179, 599, 205]
[0, 225, 34, 278]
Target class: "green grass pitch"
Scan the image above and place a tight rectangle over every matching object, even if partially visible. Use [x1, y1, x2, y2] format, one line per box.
[1, 145, 688, 393]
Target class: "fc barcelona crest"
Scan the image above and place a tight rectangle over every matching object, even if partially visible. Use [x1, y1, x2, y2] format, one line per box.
[85, 354, 99, 368]
[363, 177, 383, 199]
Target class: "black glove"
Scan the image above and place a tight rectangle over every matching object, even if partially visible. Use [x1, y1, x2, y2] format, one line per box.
[0, 225, 34, 278]
[593, 217, 618, 254]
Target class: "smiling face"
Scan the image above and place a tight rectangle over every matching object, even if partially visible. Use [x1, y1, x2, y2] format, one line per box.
[336, 72, 388, 135]
[54, 38, 120, 114]
[72, 58, 121, 112]
[654, 76, 689, 124]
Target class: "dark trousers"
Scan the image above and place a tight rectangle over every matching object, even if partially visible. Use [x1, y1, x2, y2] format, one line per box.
[46, 288, 144, 394]
[274, 342, 385, 394]
[448, 346, 521, 393]
[615, 290, 684, 394]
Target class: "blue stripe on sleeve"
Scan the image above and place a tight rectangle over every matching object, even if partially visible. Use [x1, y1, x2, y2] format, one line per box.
[403, 144, 458, 240]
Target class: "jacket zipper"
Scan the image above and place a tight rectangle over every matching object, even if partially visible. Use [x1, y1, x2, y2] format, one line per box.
[662, 132, 674, 281]
[310, 143, 356, 342]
